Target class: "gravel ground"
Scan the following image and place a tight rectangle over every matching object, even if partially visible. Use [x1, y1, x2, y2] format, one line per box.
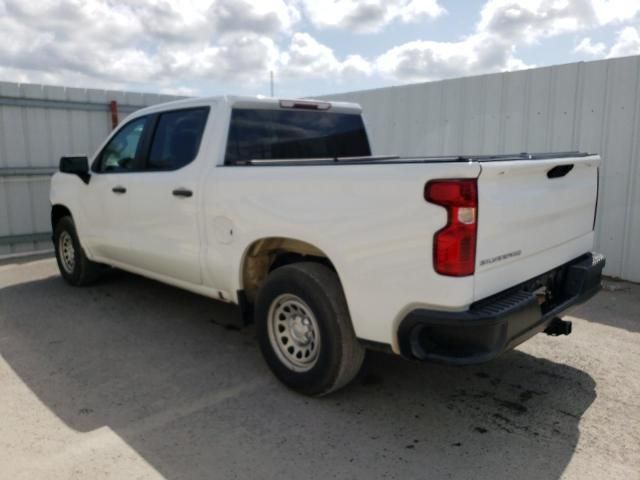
[0, 256, 639, 480]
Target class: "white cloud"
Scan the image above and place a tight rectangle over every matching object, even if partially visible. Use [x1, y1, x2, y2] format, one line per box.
[297, 0, 445, 33]
[164, 34, 281, 80]
[208, 0, 300, 36]
[376, 32, 531, 82]
[375, 0, 640, 82]
[340, 54, 374, 77]
[0, 0, 638, 94]
[591, 0, 640, 25]
[0, 0, 297, 90]
[573, 26, 640, 60]
[279, 32, 372, 78]
[478, 0, 593, 43]
[574, 37, 607, 56]
[0, 65, 128, 92]
[478, 0, 640, 43]
[608, 26, 640, 58]
[122, 0, 211, 43]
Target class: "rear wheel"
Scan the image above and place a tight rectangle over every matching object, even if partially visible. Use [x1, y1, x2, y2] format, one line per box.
[255, 262, 365, 396]
[54, 216, 103, 286]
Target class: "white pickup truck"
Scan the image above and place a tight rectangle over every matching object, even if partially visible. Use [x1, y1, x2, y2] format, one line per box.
[50, 96, 605, 396]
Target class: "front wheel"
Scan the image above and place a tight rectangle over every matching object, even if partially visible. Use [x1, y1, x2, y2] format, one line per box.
[54, 216, 103, 286]
[255, 262, 365, 396]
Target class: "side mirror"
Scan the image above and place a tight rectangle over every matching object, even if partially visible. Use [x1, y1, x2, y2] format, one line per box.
[60, 156, 90, 184]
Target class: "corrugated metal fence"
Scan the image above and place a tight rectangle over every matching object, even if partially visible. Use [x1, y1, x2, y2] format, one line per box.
[322, 56, 640, 282]
[0, 81, 181, 256]
[2, 58, 639, 282]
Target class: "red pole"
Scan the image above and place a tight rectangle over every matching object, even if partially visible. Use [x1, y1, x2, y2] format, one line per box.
[110, 100, 119, 129]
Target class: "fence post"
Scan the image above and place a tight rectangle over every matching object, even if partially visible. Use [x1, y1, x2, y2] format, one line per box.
[110, 100, 119, 129]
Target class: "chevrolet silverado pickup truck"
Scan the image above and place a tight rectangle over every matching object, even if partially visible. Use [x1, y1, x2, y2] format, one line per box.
[50, 96, 605, 396]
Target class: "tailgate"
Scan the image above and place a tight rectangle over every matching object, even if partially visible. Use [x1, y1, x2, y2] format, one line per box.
[474, 154, 600, 300]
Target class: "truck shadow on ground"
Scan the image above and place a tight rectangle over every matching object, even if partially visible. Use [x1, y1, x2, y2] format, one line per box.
[1, 267, 596, 480]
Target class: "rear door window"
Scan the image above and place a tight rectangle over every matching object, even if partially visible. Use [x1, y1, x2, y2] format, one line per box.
[224, 109, 371, 165]
[147, 108, 209, 171]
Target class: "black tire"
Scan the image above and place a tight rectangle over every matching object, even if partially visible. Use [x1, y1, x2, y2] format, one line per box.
[255, 262, 365, 396]
[53, 216, 103, 286]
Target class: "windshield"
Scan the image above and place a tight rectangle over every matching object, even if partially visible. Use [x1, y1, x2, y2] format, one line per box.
[224, 108, 371, 165]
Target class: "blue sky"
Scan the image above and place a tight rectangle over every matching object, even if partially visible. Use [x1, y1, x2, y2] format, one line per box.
[0, 0, 639, 98]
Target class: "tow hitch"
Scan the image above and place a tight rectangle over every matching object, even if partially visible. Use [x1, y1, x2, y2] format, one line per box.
[544, 317, 572, 336]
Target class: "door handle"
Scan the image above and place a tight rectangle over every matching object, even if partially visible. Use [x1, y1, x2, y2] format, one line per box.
[172, 188, 193, 198]
[112, 186, 126, 194]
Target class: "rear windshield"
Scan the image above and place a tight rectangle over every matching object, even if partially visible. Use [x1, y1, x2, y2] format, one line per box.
[224, 108, 371, 165]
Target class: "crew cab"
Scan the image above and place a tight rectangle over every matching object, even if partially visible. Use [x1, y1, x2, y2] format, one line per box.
[50, 96, 605, 395]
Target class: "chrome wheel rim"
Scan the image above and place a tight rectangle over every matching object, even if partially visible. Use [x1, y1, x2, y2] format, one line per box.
[267, 294, 321, 372]
[58, 231, 75, 274]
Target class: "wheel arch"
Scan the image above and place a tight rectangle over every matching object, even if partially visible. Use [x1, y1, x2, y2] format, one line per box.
[51, 204, 72, 231]
[239, 236, 341, 303]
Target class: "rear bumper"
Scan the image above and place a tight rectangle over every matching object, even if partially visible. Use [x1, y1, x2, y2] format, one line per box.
[398, 252, 605, 365]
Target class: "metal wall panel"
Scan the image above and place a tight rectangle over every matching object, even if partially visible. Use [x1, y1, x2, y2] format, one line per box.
[0, 81, 181, 255]
[2, 63, 638, 281]
[321, 56, 640, 282]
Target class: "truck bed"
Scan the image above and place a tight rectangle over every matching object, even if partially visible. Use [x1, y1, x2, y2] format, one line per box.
[226, 151, 593, 166]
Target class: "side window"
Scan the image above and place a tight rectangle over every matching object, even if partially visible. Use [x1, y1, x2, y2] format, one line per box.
[96, 117, 148, 173]
[147, 108, 208, 171]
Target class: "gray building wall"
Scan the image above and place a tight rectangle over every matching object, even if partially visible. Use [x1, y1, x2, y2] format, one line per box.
[0, 81, 182, 256]
[321, 56, 640, 283]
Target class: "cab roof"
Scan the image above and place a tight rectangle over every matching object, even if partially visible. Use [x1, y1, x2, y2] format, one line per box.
[130, 95, 363, 118]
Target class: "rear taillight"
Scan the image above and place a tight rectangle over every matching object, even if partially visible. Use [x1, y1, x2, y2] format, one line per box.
[425, 179, 478, 276]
